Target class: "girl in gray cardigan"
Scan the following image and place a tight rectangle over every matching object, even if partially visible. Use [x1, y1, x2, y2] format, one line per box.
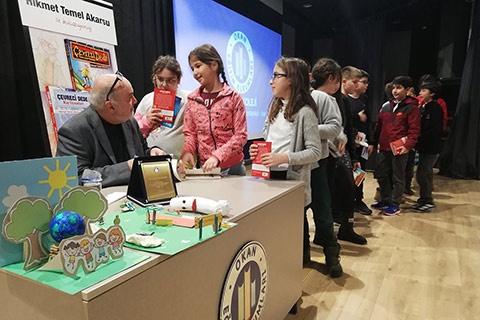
[249, 57, 321, 266]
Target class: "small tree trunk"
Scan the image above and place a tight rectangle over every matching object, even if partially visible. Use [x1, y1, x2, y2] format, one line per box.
[23, 230, 48, 270]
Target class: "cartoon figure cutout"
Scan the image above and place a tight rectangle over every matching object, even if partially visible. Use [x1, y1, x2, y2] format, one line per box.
[59, 224, 125, 277]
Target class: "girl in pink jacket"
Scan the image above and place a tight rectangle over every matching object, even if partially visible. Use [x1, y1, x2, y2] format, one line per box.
[180, 44, 248, 175]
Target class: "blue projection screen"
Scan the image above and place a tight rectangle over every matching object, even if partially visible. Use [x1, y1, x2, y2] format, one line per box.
[173, 0, 282, 139]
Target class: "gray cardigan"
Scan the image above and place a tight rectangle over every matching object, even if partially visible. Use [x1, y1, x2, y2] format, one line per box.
[310, 90, 342, 165]
[263, 106, 322, 206]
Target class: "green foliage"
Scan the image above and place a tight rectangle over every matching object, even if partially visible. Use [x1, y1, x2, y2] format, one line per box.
[5, 198, 52, 241]
[56, 188, 107, 222]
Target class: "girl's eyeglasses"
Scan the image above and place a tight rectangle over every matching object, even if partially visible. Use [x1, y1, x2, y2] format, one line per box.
[155, 77, 178, 84]
[271, 73, 287, 81]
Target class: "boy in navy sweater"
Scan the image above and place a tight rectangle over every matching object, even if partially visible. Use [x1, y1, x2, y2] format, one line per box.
[370, 76, 420, 215]
[411, 81, 444, 212]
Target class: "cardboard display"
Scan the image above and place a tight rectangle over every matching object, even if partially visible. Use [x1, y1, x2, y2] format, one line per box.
[2, 197, 53, 270]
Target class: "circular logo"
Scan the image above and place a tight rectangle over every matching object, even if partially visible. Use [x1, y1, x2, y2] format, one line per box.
[219, 241, 268, 320]
[226, 31, 255, 94]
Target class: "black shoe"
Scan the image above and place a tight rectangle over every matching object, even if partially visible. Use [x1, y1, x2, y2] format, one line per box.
[312, 235, 324, 247]
[337, 225, 367, 245]
[354, 201, 372, 215]
[323, 244, 343, 278]
[404, 187, 414, 196]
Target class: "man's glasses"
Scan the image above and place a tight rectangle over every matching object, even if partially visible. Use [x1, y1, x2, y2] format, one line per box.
[106, 71, 123, 101]
[271, 72, 287, 81]
[155, 76, 178, 85]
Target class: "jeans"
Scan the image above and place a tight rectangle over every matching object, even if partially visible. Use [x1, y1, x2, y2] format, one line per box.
[376, 151, 408, 206]
[220, 161, 246, 176]
[416, 153, 438, 204]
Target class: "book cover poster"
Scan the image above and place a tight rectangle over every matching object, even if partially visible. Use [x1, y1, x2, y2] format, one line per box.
[0, 156, 78, 267]
[46, 86, 90, 144]
[64, 39, 114, 91]
[28, 27, 117, 156]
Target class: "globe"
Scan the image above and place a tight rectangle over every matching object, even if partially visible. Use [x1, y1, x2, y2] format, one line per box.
[49, 211, 86, 243]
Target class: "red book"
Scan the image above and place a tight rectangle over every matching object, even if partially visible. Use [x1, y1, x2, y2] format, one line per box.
[153, 88, 176, 123]
[251, 141, 271, 178]
[390, 137, 407, 155]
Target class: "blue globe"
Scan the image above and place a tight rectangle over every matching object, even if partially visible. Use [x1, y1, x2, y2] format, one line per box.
[49, 211, 86, 243]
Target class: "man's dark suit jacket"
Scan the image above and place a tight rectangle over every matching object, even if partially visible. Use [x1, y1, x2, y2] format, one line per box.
[57, 105, 149, 187]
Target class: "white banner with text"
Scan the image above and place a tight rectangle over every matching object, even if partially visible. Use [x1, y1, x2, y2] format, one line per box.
[17, 0, 117, 45]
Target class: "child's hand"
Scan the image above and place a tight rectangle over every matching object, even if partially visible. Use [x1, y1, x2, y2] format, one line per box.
[146, 108, 162, 125]
[353, 162, 361, 170]
[367, 145, 375, 155]
[203, 156, 219, 172]
[249, 144, 259, 159]
[179, 153, 195, 174]
[397, 146, 409, 155]
[337, 140, 346, 156]
[358, 109, 367, 122]
[260, 153, 289, 168]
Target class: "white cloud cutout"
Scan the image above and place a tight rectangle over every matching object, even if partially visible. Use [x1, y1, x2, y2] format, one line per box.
[2, 185, 29, 208]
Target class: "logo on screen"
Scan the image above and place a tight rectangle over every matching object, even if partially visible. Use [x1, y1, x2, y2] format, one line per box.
[226, 31, 254, 94]
[219, 241, 267, 320]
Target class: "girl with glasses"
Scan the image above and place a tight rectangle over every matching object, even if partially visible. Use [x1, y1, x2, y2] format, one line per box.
[249, 57, 322, 266]
[134, 55, 190, 159]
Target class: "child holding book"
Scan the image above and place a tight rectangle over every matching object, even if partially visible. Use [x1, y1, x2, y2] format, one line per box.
[180, 44, 248, 175]
[370, 76, 420, 215]
[411, 81, 444, 212]
[249, 57, 322, 268]
[134, 55, 190, 159]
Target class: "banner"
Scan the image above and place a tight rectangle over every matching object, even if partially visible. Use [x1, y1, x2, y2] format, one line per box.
[17, 0, 117, 45]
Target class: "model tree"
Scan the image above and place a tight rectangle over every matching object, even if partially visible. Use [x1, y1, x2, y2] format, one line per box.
[54, 187, 107, 233]
[2, 197, 53, 270]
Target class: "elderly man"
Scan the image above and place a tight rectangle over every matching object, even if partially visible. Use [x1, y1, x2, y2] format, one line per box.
[57, 72, 165, 187]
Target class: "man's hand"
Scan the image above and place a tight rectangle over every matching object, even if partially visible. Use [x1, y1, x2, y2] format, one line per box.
[203, 156, 219, 172]
[150, 147, 167, 156]
[260, 153, 289, 168]
[127, 158, 134, 170]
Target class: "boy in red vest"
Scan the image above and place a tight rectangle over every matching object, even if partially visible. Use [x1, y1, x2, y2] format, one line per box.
[370, 76, 420, 215]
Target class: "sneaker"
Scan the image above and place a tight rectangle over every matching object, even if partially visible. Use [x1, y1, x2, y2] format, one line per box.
[355, 201, 373, 215]
[411, 202, 435, 213]
[383, 205, 401, 216]
[371, 200, 388, 210]
[404, 187, 414, 196]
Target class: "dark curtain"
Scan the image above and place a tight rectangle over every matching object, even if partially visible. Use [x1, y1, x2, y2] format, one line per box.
[0, 0, 50, 161]
[439, 0, 480, 179]
[108, 0, 175, 103]
[332, 15, 386, 170]
[0, 0, 175, 161]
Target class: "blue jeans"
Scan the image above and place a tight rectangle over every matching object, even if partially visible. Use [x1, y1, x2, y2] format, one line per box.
[221, 161, 246, 176]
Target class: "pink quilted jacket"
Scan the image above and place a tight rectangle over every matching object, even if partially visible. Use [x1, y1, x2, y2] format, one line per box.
[182, 83, 248, 169]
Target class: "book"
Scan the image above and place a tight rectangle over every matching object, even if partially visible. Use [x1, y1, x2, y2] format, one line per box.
[45, 86, 90, 143]
[251, 141, 271, 178]
[353, 168, 366, 186]
[153, 88, 176, 123]
[185, 168, 221, 180]
[390, 137, 407, 155]
[159, 96, 181, 128]
[64, 39, 113, 91]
